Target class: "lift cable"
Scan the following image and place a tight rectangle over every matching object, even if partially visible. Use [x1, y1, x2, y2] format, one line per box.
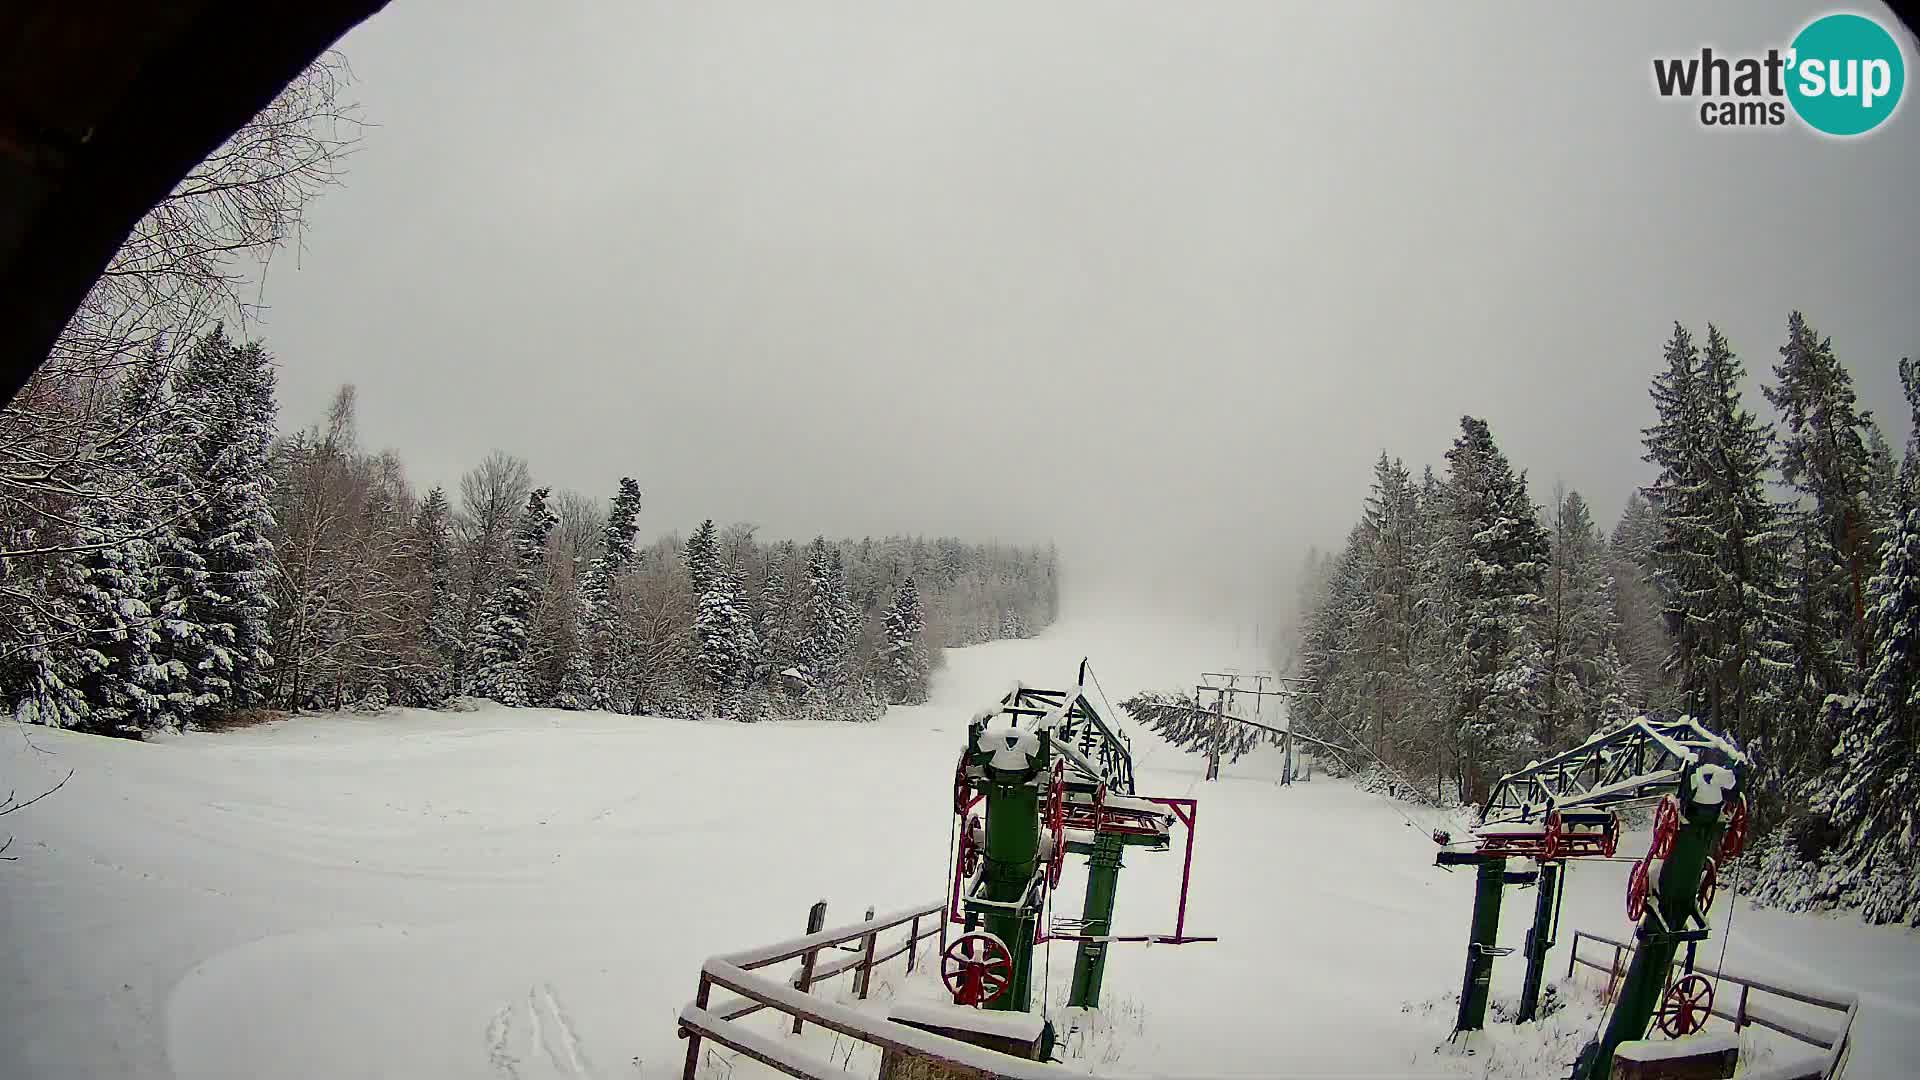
[1710, 874, 1741, 1015]
[1262, 690, 1442, 810]
[1041, 871, 1055, 1031]
[1080, 660, 1123, 737]
[943, 788, 960, 946]
[1169, 685, 1450, 838]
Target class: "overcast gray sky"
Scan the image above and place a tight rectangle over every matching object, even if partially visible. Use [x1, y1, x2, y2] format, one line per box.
[258, 2, 1920, 621]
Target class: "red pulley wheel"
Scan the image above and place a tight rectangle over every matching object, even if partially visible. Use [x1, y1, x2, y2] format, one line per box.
[959, 814, 982, 877]
[1720, 796, 1749, 860]
[941, 931, 1013, 1006]
[1045, 761, 1067, 887]
[1656, 974, 1715, 1038]
[1541, 810, 1562, 861]
[1627, 857, 1652, 923]
[953, 753, 971, 816]
[1651, 797, 1681, 860]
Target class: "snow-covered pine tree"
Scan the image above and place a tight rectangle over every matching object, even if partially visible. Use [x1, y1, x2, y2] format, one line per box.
[468, 487, 557, 706]
[1696, 326, 1796, 784]
[1900, 357, 1920, 510]
[798, 539, 831, 684]
[1291, 522, 1385, 777]
[1774, 514, 1852, 782]
[141, 367, 210, 731]
[1358, 453, 1420, 759]
[1407, 465, 1463, 795]
[173, 328, 279, 717]
[598, 479, 647, 704]
[1801, 507, 1920, 924]
[725, 533, 767, 685]
[1442, 416, 1550, 797]
[1766, 312, 1880, 673]
[415, 487, 459, 703]
[62, 356, 177, 734]
[556, 477, 642, 710]
[1643, 323, 1718, 717]
[693, 567, 757, 697]
[754, 540, 799, 685]
[685, 519, 719, 597]
[1863, 426, 1901, 533]
[8, 605, 90, 729]
[878, 577, 932, 704]
[797, 540, 846, 687]
[1609, 493, 1678, 715]
[1643, 324, 1794, 791]
[828, 549, 860, 669]
[1539, 488, 1628, 745]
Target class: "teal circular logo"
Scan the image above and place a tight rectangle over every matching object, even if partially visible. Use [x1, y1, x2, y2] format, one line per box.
[1787, 13, 1906, 136]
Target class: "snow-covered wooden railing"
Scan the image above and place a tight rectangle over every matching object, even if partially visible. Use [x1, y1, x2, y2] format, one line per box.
[1567, 929, 1857, 1079]
[681, 900, 1229, 1080]
[685, 899, 946, 1036]
[681, 900, 976, 1079]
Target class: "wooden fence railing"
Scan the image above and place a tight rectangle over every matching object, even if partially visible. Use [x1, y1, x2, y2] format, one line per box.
[683, 898, 1067, 1079]
[1567, 929, 1857, 1079]
[678, 899, 1182, 1080]
[687, 907, 1837, 1079]
[684, 899, 942, 1044]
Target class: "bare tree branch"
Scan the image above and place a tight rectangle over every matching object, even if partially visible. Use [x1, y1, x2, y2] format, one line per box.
[0, 769, 72, 862]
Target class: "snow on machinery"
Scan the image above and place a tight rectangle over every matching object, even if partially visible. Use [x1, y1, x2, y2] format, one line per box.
[1431, 716, 1751, 1080]
[944, 660, 1213, 1029]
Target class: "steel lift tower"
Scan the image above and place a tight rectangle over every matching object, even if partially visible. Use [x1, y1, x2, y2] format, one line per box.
[1430, 718, 1749, 1080]
[944, 661, 1212, 1028]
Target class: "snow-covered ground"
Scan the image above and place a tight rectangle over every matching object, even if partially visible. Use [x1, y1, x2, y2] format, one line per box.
[2, 615, 1915, 1078]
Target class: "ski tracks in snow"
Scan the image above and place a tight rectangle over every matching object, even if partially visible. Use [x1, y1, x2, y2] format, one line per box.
[487, 983, 594, 1079]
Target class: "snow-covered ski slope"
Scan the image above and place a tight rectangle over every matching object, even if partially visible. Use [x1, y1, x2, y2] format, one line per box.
[2, 615, 1915, 1078]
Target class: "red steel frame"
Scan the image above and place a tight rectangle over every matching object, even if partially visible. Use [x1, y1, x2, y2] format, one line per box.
[947, 781, 1215, 944]
[1038, 796, 1216, 945]
[1474, 810, 1619, 862]
[947, 790, 987, 925]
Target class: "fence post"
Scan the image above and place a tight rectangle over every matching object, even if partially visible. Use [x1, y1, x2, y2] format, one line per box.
[682, 972, 712, 1080]
[1737, 984, 1750, 1030]
[1567, 932, 1579, 979]
[907, 914, 921, 973]
[856, 906, 878, 999]
[791, 900, 828, 1035]
[858, 929, 879, 999]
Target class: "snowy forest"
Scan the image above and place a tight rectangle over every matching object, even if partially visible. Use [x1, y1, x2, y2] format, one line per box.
[0, 59, 1058, 739]
[0, 333, 1060, 733]
[1284, 315, 1920, 924]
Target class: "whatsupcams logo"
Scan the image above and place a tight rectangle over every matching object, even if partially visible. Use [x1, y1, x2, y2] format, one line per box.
[1653, 11, 1907, 135]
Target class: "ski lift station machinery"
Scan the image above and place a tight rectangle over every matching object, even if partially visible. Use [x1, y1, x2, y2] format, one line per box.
[942, 660, 1214, 1049]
